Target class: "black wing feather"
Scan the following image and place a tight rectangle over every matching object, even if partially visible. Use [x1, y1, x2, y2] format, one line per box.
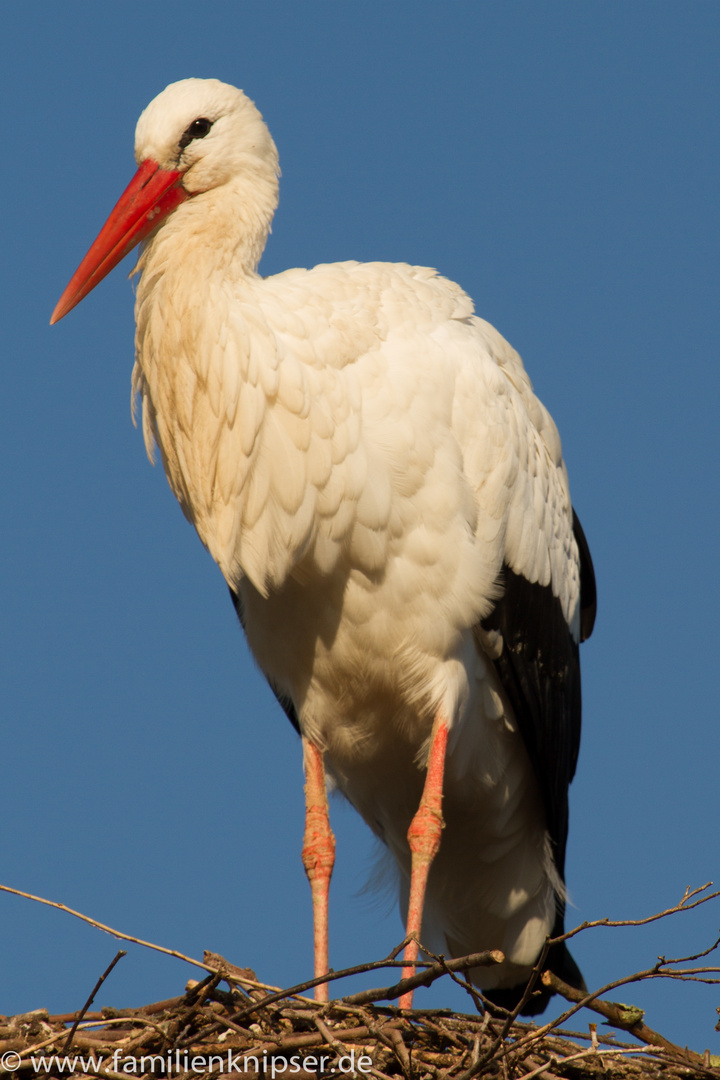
[480, 509, 595, 877]
[573, 509, 597, 643]
[480, 565, 580, 877]
[479, 510, 595, 1013]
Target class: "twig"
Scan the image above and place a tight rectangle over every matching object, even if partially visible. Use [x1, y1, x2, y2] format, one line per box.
[383, 1025, 411, 1077]
[414, 945, 489, 1015]
[342, 950, 503, 1006]
[0, 882, 280, 990]
[62, 950, 126, 1052]
[313, 1016, 346, 1053]
[213, 949, 499, 1024]
[515, 1045, 662, 1080]
[540, 969, 707, 1067]
[550, 881, 720, 948]
[0, 883, 224, 977]
[468, 938, 553, 1079]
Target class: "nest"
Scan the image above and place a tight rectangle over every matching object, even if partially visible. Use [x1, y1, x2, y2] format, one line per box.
[1, 885, 719, 1080]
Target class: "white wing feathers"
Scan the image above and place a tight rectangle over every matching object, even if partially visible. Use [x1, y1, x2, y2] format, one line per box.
[133, 258, 578, 633]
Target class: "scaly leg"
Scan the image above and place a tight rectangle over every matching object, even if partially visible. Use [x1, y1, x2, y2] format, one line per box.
[399, 715, 449, 1009]
[301, 738, 336, 1002]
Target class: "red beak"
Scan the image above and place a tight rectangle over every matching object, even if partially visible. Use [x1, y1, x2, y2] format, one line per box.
[51, 159, 187, 324]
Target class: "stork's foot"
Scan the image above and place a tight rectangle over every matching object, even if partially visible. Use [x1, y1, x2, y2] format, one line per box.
[399, 717, 449, 1008]
[302, 739, 336, 1002]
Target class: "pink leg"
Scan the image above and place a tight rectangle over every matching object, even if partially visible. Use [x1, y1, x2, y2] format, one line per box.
[301, 738, 336, 1002]
[399, 716, 449, 1009]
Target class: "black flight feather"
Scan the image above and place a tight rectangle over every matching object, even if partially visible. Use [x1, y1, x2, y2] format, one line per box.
[479, 509, 595, 1013]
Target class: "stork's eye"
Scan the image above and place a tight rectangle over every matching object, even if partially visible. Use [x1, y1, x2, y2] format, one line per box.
[179, 117, 213, 151]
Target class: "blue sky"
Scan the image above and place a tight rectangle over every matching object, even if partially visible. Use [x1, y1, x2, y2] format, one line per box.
[2, 1, 719, 1053]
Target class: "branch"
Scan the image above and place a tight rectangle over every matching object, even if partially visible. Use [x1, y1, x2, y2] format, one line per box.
[0, 882, 275, 989]
[62, 950, 126, 1052]
[341, 950, 503, 1006]
[210, 948, 503, 1028]
[551, 882, 720, 948]
[541, 969, 708, 1068]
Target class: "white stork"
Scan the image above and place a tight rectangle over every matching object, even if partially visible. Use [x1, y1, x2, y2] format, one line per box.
[52, 78, 596, 1014]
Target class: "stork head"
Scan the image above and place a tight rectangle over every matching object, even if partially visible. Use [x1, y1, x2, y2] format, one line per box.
[51, 78, 279, 324]
[135, 78, 279, 196]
